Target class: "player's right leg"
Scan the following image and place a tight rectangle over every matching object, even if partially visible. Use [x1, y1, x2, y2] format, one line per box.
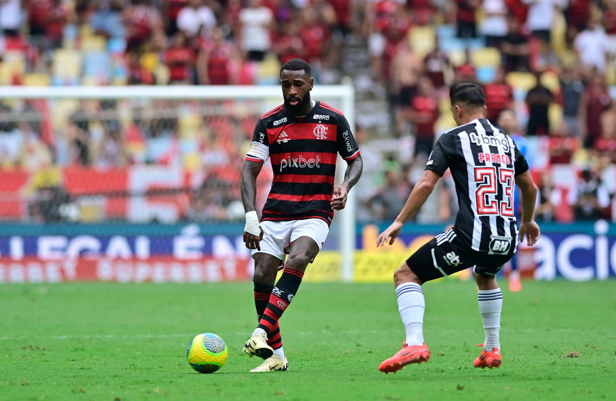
[473, 269, 503, 369]
[378, 265, 431, 374]
[250, 253, 284, 361]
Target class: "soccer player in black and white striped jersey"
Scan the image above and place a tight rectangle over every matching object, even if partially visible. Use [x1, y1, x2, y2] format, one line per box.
[376, 83, 540, 373]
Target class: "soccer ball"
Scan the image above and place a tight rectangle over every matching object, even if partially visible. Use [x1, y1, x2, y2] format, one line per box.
[186, 333, 228, 373]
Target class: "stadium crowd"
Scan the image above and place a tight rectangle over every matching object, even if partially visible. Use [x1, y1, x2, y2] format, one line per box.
[0, 0, 615, 223]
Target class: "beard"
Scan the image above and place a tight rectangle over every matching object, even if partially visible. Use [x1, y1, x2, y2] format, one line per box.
[284, 92, 311, 115]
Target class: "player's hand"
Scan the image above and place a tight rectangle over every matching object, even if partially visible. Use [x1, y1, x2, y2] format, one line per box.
[519, 220, 540, 246]
[243, 227, 264, 251]
[331, 185, 348, 210]
[377, 221, 404, 247]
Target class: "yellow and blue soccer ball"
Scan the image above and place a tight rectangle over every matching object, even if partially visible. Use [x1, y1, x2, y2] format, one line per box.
[186, 333, 228, 373]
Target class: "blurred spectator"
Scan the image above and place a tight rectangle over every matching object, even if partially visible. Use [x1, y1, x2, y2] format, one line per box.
[95, 120, 126, 168]
[559, 65, 585, 136]
[43, 0, 68, 50]
[197, 27, 240, 84]
[176, 0, 216, 39]
[456, 0, 478, 39]
[454, 49, 477, 83]
[274, 21, 305, 66]
[480, 0, 508, 48]
[578, 74, 611, 148]
[525, 73, 553, 136]
[0, 102, 23, 168]
[548, 122, 578, 164]
[404, 76, 439, 160]
[423, 36, 450, 89]
[484, 68, 514, 124]
[123, 0, 164, 50]
[565, 0, 591, 38]
[367, 0, 407, 80]
[312, 0, 338, 27]
[574, 19, 609, 74]
[408, 0, 434, 25]
[164, 0, 189, 36]
[535, 170, 561, 222]
[594, 109, 616, 164]
[523, 0, 564, 67]
[30, 185, 79, 223]
[328, 0, 352, 37]
[501, 17, 530, 72]
[68, 108, 91, 166]
[126, 50, 156, 84]
[165, 32, 195, 84]
[299, 7, 331, 65]
[91, 0, 127, 40]
[568, 168, 611, 220]
[603, 0, 616, 57]
[0, 0, 21, 33]
[364, 169, 412, 221]
[391, 41, 424, 125]
[239, 0, 273, 62]
[28, 0, 48, 37]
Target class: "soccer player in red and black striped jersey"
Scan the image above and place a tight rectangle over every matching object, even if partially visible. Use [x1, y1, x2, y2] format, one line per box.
[240, 59, 363, 372]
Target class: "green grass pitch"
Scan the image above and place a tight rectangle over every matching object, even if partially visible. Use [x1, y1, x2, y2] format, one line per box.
[1, 280, 615, 400]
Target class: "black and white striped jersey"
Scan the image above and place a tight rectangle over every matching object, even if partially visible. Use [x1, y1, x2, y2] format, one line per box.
[426, 118, 529, 255]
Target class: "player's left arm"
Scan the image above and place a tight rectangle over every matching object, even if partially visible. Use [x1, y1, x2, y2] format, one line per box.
[331, 116, 363, 210]
[513, 145, 540, 246]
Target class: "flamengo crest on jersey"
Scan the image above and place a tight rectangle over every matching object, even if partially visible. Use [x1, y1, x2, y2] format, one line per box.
[426, 119, 529, 254]
[246, 101, 360, 226]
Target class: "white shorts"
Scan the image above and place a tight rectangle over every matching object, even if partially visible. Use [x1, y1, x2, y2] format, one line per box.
[251, 219, 330, 261]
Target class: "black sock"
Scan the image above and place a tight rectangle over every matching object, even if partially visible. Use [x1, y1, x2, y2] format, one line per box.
[254, 281, 282, 349]
[257, 268, 304, 334]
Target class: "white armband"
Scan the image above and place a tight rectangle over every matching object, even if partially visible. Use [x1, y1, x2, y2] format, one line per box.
[244, 211, 261, 236]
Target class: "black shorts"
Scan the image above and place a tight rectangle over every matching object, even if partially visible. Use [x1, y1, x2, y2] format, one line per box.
[531, 29, 551, 43]
[247, 50, 266, 62]
[405, 228, 515, 282]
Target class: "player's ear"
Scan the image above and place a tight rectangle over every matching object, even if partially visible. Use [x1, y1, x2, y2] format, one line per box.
[309, 77, 314, 91]
[482, 105, 487, 117]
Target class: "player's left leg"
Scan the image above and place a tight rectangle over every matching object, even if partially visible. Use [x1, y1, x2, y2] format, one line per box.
[473, 270, 503, 369]
[244, 236, 319, 370]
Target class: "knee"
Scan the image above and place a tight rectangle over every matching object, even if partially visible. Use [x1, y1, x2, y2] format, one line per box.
[253, 263, 276, 284]
[285, 252, 311, 270]
[474, 273, 498, 290]
[394, 265, 422, 287]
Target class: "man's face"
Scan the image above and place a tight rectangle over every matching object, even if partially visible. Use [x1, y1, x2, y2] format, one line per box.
[498, 111, 517, 134]
[280, 70, 313, 115]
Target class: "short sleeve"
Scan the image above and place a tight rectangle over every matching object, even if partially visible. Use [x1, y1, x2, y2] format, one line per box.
[425, 135, 450, 175]
[513, 144, 529, 176]
[336, 115, 361, 161]
[246, 119, 269, 163]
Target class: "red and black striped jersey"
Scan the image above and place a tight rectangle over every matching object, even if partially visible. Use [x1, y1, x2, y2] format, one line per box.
[246, 101, 360, 226]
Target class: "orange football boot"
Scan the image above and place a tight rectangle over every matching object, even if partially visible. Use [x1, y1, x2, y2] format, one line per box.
[473, 344, 502, 369]
[378, 342, 431, 374]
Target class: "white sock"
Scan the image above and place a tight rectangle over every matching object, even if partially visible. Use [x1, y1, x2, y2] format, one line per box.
[273, 346, 285, 360]
[478, 289, 502, 351]
[252, 327, 266, 337]
[396, 283, 425, 346]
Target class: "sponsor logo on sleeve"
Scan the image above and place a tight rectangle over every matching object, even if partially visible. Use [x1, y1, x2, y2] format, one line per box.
[342, 130, 353, 153]
[259, 132, 265, 143]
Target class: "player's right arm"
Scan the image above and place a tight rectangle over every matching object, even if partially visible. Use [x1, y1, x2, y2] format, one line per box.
[377, 135, 450, 247]
[513, 145, 540, 246]
[241, 120, 269, 251]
